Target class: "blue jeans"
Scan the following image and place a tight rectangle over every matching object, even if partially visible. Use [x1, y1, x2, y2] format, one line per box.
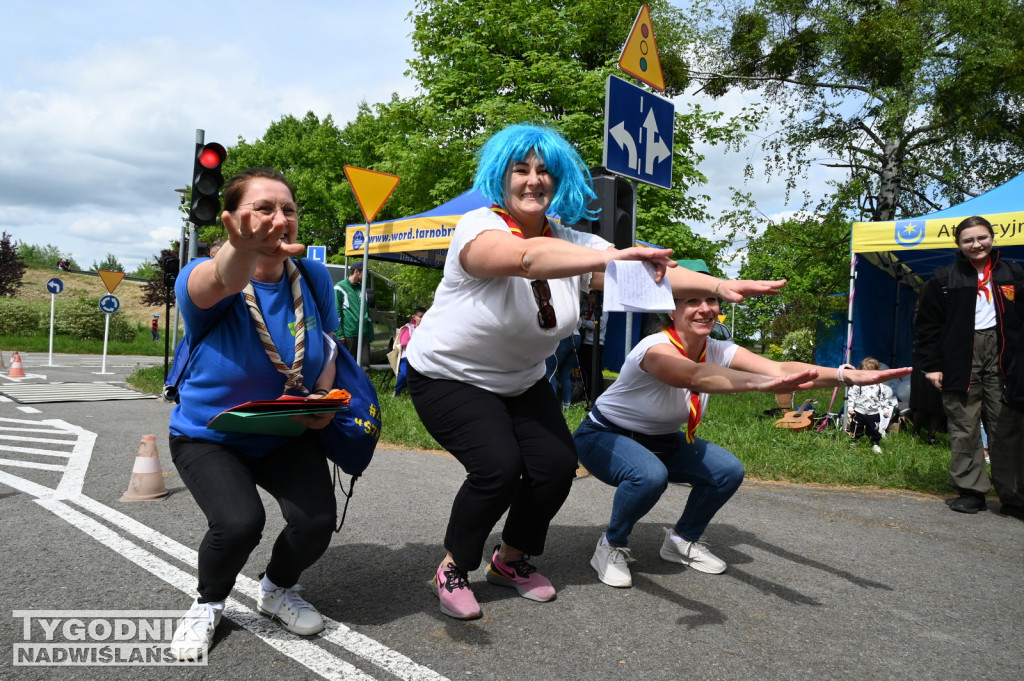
[394, 357, 409, 395]
[574, 412, 744, 546]
[546, 334, 580, 405]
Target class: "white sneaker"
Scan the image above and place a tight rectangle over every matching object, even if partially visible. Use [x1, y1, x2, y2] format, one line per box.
[168, 599, 222, 661]
[259, 582, 325, 635]
[659, 528, 726, 574]
[590, 535, 636, 588]
[872, 444, 882, 454]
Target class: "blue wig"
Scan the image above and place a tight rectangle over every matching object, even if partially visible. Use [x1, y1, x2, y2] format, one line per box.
[472, 123, 597, 225]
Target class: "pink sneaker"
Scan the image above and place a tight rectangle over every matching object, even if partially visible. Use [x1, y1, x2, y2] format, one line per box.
[485, 546, 556, 602]
[434, 561, 482, 620]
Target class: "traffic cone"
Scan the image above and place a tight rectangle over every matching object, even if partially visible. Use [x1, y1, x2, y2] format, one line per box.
[8, 351, 25, 378]
[120, 435, 169, 502]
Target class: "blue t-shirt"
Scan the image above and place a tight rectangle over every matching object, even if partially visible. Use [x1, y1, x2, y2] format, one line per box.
[169, 257, 340, 456]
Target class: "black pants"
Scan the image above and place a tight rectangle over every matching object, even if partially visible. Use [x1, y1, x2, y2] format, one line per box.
[340, 336, 372, 376]
[578, 342, 604, 403]
[850, 412, 883, 445]
[169, 431, 337, 603]
[407, 366, 578, 571]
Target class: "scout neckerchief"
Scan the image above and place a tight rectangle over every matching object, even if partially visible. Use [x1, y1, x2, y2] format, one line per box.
[242, 258, 308, 395]
[490, 205, 551, 239]
[662, 326, 707, 443]
[977, 257, 993, 303]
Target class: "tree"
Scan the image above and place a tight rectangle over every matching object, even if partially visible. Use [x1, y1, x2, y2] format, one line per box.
[688, 0, 1024, 226]
[391, 0, 758, 260]
[735, 215, 850, 343]
[141, 247, 179, 308]
[0, 232, 27, 298]
[91, 253, 124, 272]
[16, 243, 78, 270]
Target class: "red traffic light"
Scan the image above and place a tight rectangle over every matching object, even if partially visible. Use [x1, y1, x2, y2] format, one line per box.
[197, 143, 226, 169]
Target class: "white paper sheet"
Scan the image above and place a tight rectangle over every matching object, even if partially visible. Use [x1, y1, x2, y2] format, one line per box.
[603, 261, 675, 313]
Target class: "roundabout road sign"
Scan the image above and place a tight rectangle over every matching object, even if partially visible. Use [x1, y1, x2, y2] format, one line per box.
[99, 295, 120, 314]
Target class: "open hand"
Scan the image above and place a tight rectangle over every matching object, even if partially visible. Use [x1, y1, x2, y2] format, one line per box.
[756, 369, 819, 393]
[717, 279, 787, 303]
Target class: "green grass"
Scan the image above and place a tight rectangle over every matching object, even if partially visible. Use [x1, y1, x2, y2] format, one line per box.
[126, 367, 953, 497]
[0, 329, 170, 356]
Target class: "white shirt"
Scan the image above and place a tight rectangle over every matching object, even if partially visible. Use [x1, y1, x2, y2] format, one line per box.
[847, 383, 896, 416]
[976, 269, 997, 329]
[408, 207, 611, 396]
[594, 333, 739, 435]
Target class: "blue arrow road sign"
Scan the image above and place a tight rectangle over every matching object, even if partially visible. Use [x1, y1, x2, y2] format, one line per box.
[99, 295, 120, 314]
[603, 75, 674, 189]
[307, 245, 326, 263]
[46, 278, 64, 294]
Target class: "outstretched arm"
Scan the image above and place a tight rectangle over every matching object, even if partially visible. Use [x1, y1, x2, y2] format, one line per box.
[729, 346, 913, 388]
[643, 345, 819, 394]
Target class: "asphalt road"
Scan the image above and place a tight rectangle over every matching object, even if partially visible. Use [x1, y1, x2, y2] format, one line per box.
[0, 356, 1020, 680]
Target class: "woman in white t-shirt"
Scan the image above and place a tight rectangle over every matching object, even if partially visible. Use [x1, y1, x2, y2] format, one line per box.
[574, 291, 911, 588]
[406, 123, 789, 620]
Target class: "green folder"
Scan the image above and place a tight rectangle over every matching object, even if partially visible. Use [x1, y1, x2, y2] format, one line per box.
[206, 398, 349, 436]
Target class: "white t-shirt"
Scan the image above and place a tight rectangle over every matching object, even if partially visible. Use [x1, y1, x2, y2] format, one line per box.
[594, 333, 739, 435]
[408, 207, 611, 396]
[976, 270, 997, 329]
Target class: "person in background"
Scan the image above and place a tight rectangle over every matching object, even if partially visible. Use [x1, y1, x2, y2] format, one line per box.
[167, 168, 340, 660]
[151, 314, 160, 342]
[406, 122, 787, 620]
[846, 357, 896, 453]
[575, 291, 912, 588]
[393, 307, 426, 397]
[335, 261, 375, 375]
[915, 215, 1024, 518]
[546, 325, 581, 409]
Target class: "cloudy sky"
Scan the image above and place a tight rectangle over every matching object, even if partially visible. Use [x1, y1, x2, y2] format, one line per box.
[0, 1, 814, 274]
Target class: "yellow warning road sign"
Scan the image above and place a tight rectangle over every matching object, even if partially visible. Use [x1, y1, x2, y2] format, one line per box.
[344, 166, 400, 224]
[618, 4, 665, 92]
[98, 270, 126, 294]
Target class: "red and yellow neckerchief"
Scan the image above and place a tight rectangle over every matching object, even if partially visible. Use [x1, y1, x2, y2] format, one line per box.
[490, 205, 551, 239]
[977, 259, 993, 303]
[662, 327, 707, 443]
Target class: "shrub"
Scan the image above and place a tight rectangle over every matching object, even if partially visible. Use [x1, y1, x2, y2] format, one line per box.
[779, 328, 815, 363]
[54, 297, 137, 341]
[0, 299, 45, 335]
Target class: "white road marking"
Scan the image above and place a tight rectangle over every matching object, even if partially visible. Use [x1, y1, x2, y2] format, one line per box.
[0, 416, 450, 681]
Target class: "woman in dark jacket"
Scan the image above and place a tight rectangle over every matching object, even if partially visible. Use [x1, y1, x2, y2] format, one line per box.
[915, 215, 1024, 517]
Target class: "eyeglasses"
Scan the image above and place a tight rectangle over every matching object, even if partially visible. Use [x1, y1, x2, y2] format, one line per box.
[241, 201, 300, 222]
[959, 234, 992, 247]
[531, 279, 557, 329]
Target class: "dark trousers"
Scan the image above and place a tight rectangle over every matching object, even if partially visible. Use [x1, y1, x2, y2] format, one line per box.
[340, 336, 372, 376]
[407, 366, 578, 571]
[850, 412, 883, 445]
[169, 431, 337, 603]
[578, 342, 604, 403]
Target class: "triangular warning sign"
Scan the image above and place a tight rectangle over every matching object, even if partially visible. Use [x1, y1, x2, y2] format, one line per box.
[344, 166, 400, 223]
[618, 4, 666, 92]
[98, 270, 126, 294]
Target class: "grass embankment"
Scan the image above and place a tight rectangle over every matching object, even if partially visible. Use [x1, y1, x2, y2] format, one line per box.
[1, 267, 178, 357]
[128, 366, 952, 497]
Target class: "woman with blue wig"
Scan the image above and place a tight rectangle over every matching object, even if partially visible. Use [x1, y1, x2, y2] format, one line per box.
[406, 123, 786, 620]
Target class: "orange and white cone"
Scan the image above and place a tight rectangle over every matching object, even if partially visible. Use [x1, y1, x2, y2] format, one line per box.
[120, 435, 169, 502]
[8, 351, 25, 378]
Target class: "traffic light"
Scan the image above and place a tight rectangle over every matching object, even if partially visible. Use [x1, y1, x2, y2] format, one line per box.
[589, 170, 635, 250]
[189, 142, 227, 226]
[162, 255, 180, 288]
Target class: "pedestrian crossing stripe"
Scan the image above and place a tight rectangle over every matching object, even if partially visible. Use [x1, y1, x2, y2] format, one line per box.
[0, 383, 154, 404]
